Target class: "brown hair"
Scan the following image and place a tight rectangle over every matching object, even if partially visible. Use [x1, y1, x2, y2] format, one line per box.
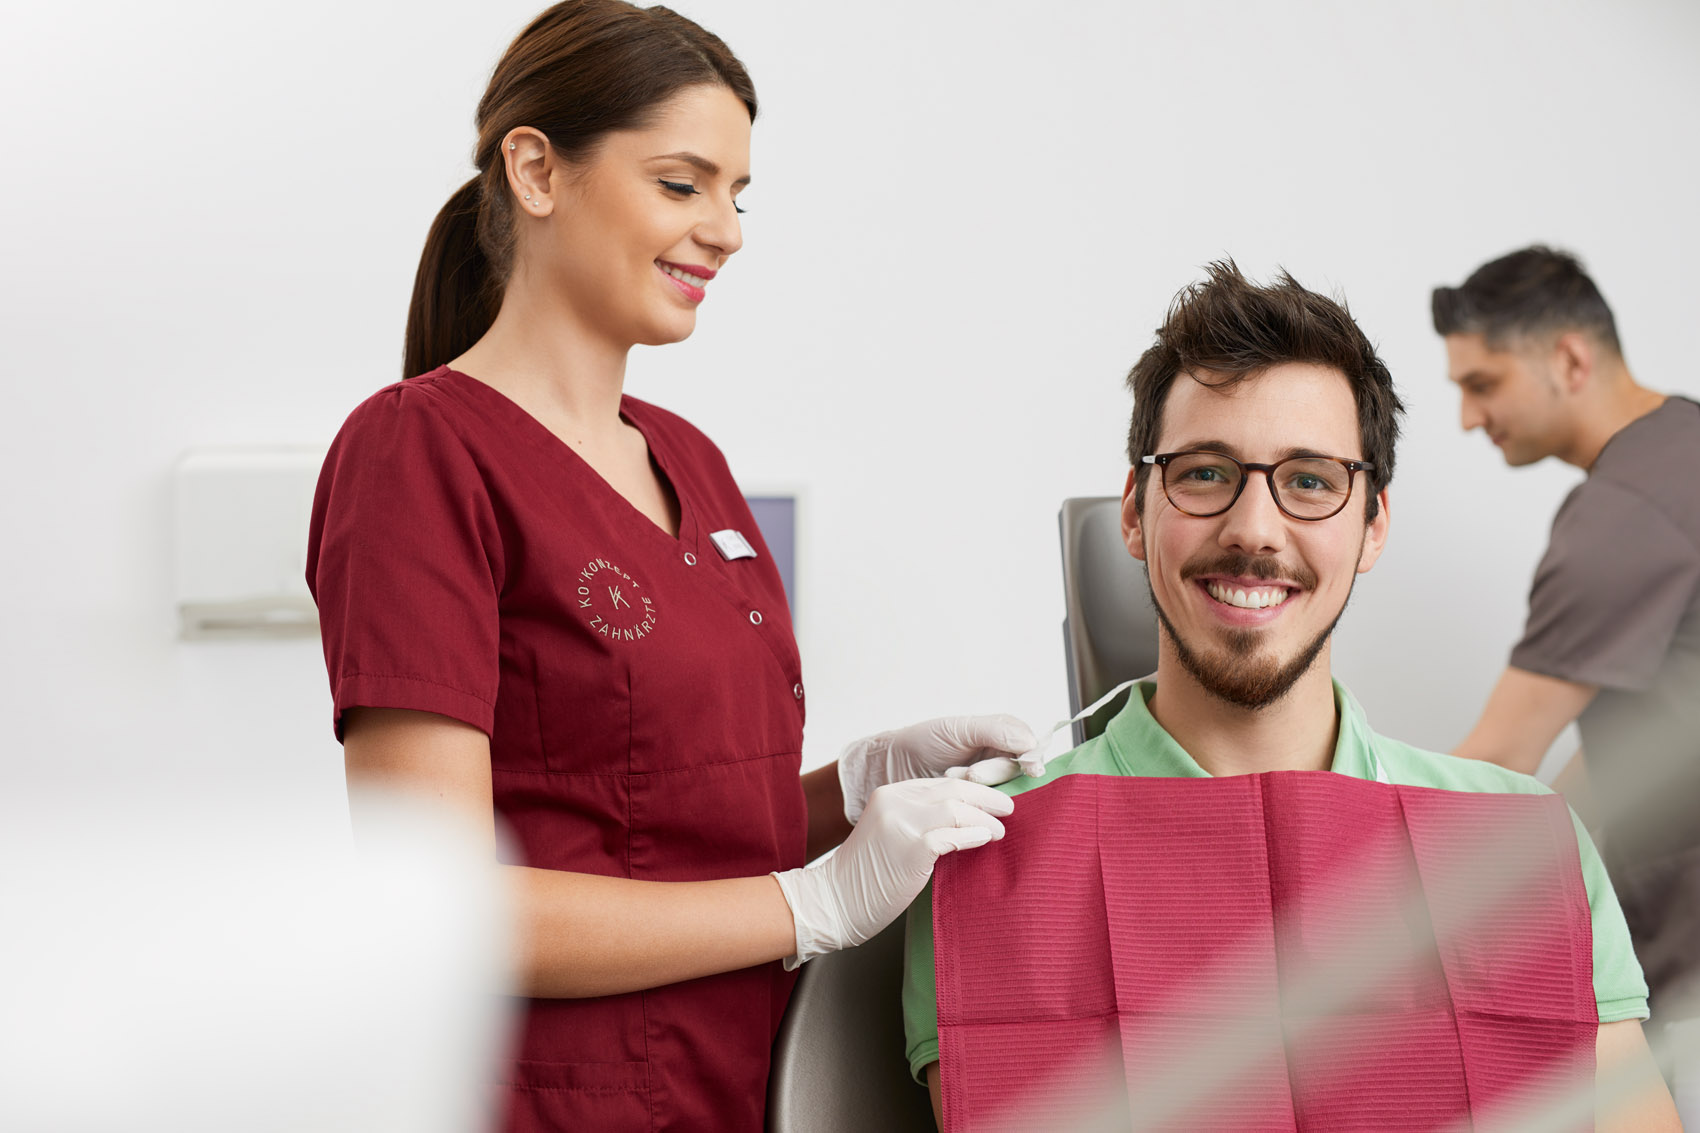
[1431, 244, 1622, 357]
[1125, 261, 1404, 521]
[403, 1, 757, 378]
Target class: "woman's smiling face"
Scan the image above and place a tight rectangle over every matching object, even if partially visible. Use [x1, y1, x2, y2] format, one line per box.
[514, 83, 752, 349]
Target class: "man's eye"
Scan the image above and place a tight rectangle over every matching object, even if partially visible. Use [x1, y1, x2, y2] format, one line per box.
[1181, 467, 1227, 483]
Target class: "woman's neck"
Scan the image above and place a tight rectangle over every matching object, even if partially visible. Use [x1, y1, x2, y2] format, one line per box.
[450, 281, 630, 445]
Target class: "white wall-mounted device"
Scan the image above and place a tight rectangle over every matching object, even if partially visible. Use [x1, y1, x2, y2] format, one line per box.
[174, 447, 326, 640]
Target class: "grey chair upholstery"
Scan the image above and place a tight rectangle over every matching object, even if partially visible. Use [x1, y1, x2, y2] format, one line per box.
[766, 916, 936, 1132]
[1059, 497, 1160, 745]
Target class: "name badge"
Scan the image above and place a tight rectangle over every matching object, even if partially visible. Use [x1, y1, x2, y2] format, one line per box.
[710, 528, 758, 561]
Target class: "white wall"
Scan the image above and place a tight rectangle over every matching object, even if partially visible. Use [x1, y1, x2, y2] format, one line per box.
[4, 0, 1698, 824]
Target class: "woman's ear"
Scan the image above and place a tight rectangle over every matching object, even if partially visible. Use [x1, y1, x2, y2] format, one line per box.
[503, 127, 556, 217]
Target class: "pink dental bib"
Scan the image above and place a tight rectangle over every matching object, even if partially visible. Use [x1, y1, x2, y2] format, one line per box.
[932, 772, 1596, 1131]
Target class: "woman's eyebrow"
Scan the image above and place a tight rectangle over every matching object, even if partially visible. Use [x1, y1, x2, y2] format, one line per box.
[648, 151, 752, 187]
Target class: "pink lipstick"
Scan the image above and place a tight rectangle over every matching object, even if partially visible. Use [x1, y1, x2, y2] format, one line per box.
[655, 260, 716, 304]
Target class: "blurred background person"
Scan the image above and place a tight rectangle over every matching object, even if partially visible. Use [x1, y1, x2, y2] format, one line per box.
[1435, 245, 1700, 1054]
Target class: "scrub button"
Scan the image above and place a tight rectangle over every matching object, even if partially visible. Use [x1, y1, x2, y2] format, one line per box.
[683, 552, 697, 566]
[749, 610, 763, 626]
[792, 682, 804, 700]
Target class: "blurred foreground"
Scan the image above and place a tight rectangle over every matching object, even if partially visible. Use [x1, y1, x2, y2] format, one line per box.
[0, 786, 514, 1132]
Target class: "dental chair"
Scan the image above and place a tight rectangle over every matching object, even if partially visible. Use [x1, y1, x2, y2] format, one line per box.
[764, 498, 1159, 1130]
[1058, 497, 1160, 744]
[765, 916, 934, 1132]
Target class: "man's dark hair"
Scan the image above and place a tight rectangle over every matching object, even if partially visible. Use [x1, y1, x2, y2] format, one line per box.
[1125, 260, 1403, 522]
[1430, 245, 1622, 356]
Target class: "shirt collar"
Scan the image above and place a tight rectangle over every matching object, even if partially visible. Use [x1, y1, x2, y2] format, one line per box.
[1102, 678, 1385, 781]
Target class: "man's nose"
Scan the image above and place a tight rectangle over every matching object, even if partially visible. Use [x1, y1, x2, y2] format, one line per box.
[1216, 472, 1288, 556]
[1459, 396, 1486, 432]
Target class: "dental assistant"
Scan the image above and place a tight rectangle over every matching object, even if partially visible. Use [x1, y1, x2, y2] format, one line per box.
[305, 4, 1028, 1131]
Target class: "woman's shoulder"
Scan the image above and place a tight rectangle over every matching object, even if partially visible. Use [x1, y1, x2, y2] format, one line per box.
[346, 365, 460, 413]
[333, 367, 477, 444]
[319, 368, 499, 496]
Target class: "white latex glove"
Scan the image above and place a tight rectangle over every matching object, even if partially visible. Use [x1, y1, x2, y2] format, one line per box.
[944, 737, 1058, 785]
[771, 778, 1015, 969]
[837, 714, 1040, 823]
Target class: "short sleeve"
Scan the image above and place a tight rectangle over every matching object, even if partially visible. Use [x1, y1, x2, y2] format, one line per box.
[1572, 811, 1651, 1021]
[307, 384, 505, 740]
[1512, 480, 1700, 690]
[901, 881, 942, 1083]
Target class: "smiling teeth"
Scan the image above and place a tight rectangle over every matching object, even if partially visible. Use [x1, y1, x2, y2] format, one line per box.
[1206, 582, 1291, 609]
[663, 265, 707, 287]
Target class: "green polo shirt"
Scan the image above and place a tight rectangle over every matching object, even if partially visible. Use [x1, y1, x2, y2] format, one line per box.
[901, 680, 1650, 1083]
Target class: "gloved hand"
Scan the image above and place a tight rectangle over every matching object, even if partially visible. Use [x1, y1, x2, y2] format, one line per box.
[771, 777, 1015, 969]
[837, 715, 1040, 823]
[944, 739, 1058, 785]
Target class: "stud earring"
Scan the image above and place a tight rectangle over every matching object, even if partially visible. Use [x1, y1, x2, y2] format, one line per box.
[508, 142, 516, 150]
[524, 194, 531, 200]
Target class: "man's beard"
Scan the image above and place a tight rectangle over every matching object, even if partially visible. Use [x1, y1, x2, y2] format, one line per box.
[1145, 552, 1349, 711]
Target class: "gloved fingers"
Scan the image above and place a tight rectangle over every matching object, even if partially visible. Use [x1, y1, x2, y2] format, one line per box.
[923, 825, 997, 855]
[1016, 749, 1051, 779]
[925, 776, 1016, 817]
[859, 778, 1013, 842]
[947, 755, 1023, 785]
[939, 713, 1041, 760]
[942, 795, 1009, 838]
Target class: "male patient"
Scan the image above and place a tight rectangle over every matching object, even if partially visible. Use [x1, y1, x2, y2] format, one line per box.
[901, 263, 1678, 1130]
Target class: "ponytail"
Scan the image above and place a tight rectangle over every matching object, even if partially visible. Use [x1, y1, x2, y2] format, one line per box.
[403, 177, 496, 379]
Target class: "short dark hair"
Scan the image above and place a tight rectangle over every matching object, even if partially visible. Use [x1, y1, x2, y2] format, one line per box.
[1430, 245, 1621, 356]
[1124, 261, 1403, 522]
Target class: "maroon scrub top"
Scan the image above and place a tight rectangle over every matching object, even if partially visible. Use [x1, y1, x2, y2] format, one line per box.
[307, 367, 808, 1132]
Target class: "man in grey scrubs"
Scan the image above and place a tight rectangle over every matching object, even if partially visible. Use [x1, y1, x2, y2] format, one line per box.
[1433, 245, 1700, 1045]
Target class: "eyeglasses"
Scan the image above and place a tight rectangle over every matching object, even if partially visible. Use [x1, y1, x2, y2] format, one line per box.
[1140, 451, 1374, 521]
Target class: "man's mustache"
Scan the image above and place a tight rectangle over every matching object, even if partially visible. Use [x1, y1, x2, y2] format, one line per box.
[1179, 552, 1317, 591]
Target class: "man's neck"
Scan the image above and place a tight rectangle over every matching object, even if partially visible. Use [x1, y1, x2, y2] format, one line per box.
[1560, 370, 1665, 470]
[1146, 654, 1340, 777]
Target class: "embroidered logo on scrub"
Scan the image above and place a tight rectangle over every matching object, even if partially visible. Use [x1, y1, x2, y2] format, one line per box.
[575, 558, 657, 642]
